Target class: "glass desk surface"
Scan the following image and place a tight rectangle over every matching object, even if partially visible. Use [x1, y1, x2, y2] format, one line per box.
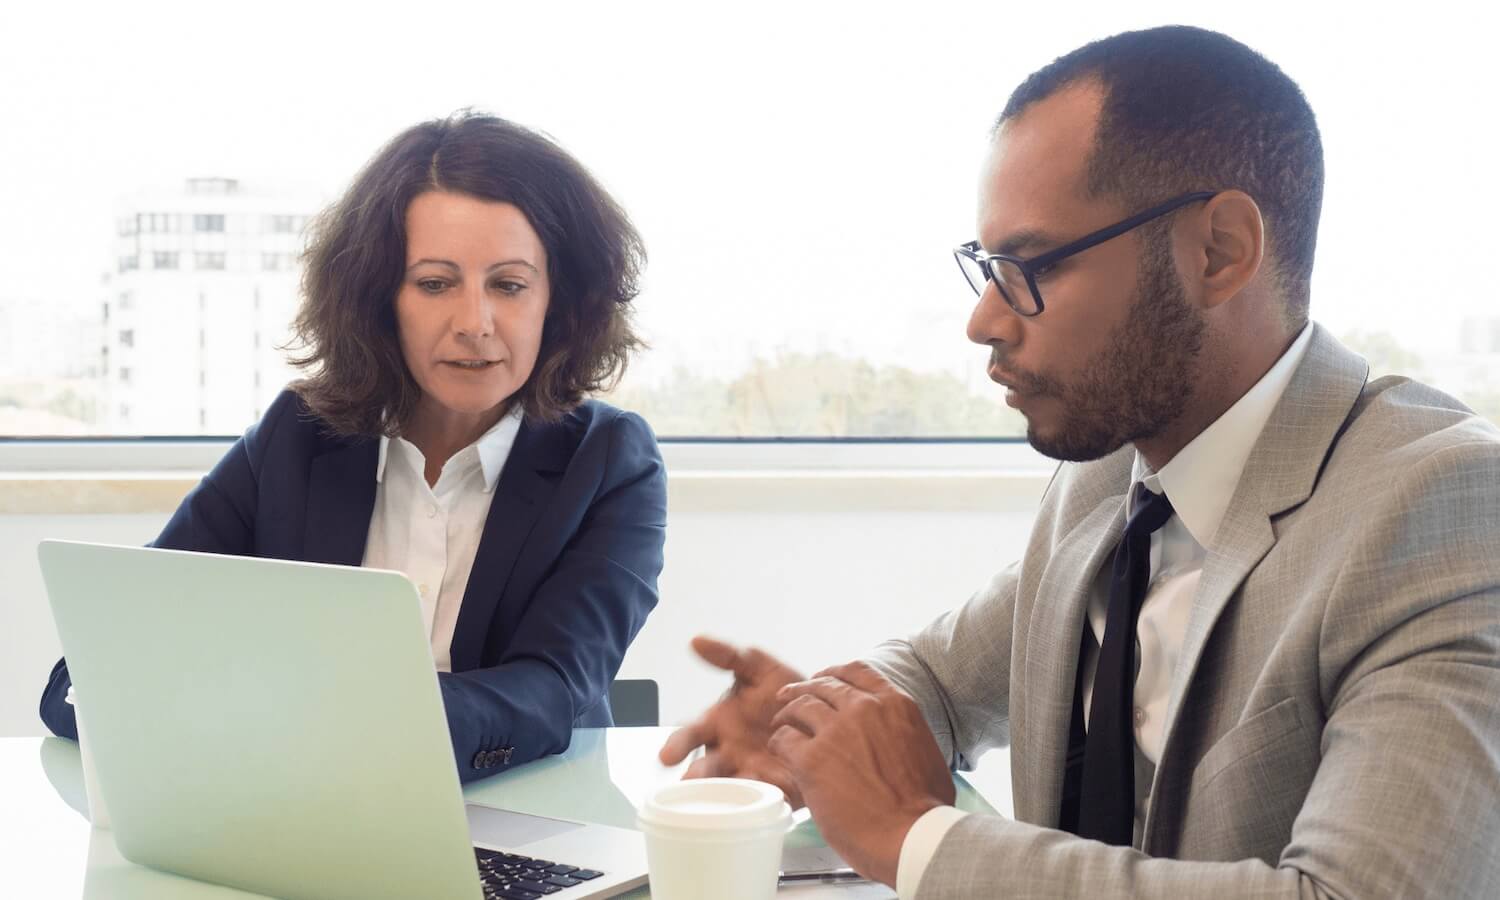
[0, 728, 995, 898]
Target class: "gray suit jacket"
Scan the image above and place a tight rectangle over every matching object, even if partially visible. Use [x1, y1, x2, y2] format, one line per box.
[868, 325, 1500, 897]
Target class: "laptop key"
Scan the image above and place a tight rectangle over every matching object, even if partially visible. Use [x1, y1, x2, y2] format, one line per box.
[572, 869, 603, 880]
[545, 875, 581, 887]
[545, 864, 578, 876]
[496, 890, 542, 900]
[520, 858, 554, 869]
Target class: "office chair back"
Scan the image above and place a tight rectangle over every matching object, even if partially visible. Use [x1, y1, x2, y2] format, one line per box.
[608, 679, 659, 727]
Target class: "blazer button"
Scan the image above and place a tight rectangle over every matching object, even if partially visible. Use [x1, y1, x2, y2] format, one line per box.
[472, 751, 487, 769]
[484, 750, 500, 767]
[502, 747, 514, 765]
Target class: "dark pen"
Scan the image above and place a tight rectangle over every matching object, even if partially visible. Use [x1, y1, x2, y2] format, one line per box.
[778, 867, 869, 885]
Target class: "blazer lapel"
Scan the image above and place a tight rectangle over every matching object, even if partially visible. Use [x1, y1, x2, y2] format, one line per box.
[1017, 464, 1131, 826]
[448, 418, 565, 672]
[1159, 325, 1370, 745]
[303, 440, 379, 566]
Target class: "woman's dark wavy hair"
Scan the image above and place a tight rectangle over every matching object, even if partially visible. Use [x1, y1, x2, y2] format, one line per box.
[287, 110, 645, 437]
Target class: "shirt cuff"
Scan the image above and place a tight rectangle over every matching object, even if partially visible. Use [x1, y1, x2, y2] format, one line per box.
[896, 805, 970, 900]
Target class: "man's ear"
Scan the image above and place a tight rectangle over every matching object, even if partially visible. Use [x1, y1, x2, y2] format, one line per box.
[1183, 190, 1264, 310]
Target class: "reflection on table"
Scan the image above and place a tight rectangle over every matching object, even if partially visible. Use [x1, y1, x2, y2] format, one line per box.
[5, 727, 994, 898]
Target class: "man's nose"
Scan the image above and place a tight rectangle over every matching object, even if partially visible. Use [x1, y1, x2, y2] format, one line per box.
[966, 279, 1023, 348]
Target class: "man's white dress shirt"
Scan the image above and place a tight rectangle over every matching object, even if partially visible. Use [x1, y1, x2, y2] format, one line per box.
[896, 324, 1314, 898]
[361, 409, 523, 673]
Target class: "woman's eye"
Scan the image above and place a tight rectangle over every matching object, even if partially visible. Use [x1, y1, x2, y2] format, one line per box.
[416, 278, 448, 293]
[492, 279, 526, 295]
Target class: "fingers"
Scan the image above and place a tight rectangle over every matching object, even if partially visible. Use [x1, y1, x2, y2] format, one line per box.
[768, 723, 811, 769]
[690, 635, 743, 672]
[778, 673, 868, 710]
[810, 660, 891, 694]
[769, 692, 836, 737]
[659, 719, 712, 765]
[683, 754, 730, 779]
[691, 635, 785, 683]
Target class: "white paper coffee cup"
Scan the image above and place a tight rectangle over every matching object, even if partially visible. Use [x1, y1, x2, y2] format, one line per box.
[637, 778, 791, 900]
[64, 685, 110, 829]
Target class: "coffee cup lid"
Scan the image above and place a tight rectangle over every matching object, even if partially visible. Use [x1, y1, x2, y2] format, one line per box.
[638, 778, 790, 831]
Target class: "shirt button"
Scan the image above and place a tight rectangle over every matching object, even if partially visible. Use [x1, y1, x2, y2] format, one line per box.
[426, 505, 438, 518]
[1133, 707, 1146, 728]
[418, 583, 429, 596]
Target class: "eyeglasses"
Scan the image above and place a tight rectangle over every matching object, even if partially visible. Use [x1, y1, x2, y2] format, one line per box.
[954, 191, 1217, 317]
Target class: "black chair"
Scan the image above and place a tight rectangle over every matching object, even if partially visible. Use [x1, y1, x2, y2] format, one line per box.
[608, 678, 660, 727]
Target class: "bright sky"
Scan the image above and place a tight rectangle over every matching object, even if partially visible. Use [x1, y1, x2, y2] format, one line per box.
[2, 0, 1496, 394]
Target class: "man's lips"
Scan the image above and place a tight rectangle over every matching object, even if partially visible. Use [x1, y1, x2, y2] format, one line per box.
[987, 364, 1023, 391]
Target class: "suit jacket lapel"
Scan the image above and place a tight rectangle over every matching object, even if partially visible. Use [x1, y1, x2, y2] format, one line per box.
[1159, 325, 1370, 744]
[448, 417, 565, 672]
[303, 440, 379, 566]
[1018, 457, 1132, 826]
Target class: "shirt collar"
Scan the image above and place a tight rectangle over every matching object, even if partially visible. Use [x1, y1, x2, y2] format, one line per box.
[375, 407, 524, 494]
[1131, 322, 1314, 547]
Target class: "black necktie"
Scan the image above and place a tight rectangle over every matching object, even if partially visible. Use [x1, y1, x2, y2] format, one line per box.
[1071, 483, 1175, 845]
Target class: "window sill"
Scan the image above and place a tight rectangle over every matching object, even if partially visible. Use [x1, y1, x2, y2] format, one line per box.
[0, 441, 1055, 514]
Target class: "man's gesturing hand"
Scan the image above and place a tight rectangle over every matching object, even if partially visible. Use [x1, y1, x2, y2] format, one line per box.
[658, 636, 807, 807]
[768, 660, 955, 888]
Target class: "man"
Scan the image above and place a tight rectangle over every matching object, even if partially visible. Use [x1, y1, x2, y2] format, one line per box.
[660, 25, 1500, 898]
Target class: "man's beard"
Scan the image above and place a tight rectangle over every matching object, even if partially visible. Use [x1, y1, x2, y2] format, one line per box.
[1005, 236, 1205, 462]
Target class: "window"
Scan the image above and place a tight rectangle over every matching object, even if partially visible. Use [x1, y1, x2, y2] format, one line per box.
[2, 7, 1497, 437]
[138, 212, 176, 234]
[195, 251, 226, 271]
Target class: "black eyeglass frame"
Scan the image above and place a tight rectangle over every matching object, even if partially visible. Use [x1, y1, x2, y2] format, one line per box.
[955, 190, 1218, 316]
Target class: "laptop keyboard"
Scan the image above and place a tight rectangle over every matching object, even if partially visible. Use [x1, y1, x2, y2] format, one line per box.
[475, 847, 605, 899]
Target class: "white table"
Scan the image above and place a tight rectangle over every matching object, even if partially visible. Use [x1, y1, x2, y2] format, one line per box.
[0, 728, 994, 898]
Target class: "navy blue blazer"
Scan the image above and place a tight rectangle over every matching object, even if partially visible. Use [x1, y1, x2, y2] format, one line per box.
[39, 389, 666, 783]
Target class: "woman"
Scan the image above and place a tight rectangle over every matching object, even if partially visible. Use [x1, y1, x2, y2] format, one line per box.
[39, 112, 666, 782]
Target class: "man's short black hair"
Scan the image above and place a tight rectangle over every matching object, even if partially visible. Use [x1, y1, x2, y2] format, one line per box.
[1000, 26, 1323, 324]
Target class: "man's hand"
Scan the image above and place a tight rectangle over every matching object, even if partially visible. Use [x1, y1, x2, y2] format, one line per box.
[768, 660, 955, 888]
[657, 636, 807, 807]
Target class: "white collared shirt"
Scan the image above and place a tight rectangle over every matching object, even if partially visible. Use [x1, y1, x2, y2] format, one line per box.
[896, 324, 1315, 899]
[360, 409, 523, 672]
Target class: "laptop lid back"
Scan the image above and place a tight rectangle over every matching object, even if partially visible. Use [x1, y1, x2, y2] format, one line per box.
[39, 540, 482, 900]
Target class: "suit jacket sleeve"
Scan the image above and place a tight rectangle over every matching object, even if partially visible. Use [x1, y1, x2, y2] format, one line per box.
[865, 564, 1020, 772]
[37, 392, 290, 740]
[909, 440, 1500, 899]
[438, 410, 666, 783]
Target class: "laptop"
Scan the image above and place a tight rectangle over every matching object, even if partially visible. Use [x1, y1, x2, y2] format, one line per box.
[39, 540, 649, 900]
